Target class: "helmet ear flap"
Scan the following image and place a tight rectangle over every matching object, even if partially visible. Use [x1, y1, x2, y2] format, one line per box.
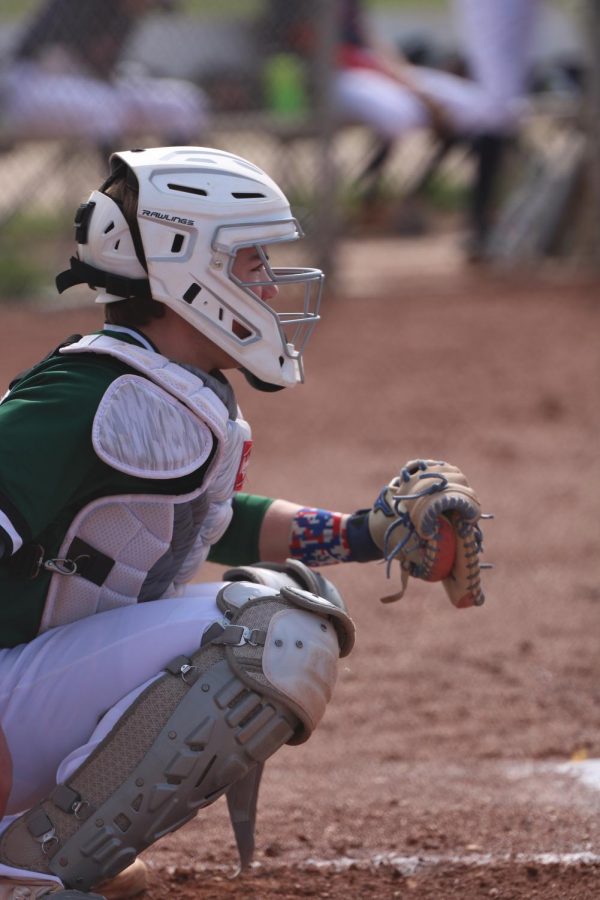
[78, 191, 147, 284]
[100, 161, 147, 271]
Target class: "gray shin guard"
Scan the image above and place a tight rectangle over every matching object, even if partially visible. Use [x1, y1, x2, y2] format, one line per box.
[0, 584, 354, 893]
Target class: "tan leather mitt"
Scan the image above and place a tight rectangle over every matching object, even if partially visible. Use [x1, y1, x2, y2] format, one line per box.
[367, 459, 488, 607]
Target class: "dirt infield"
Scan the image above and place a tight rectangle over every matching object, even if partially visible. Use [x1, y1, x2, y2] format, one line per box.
[1, 234, 599, 898]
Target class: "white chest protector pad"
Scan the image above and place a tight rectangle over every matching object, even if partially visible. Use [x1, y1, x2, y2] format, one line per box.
[37, 335, 251, 632]
[92, 374, 215, 479]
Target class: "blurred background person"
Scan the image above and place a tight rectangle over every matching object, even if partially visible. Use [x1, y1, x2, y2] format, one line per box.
[262, 0, 540, 260]
[1, 0, 209, 160]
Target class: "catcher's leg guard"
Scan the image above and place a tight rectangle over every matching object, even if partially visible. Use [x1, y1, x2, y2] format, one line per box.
[0, 582, 354, 893]
[219, 560, 353, 869]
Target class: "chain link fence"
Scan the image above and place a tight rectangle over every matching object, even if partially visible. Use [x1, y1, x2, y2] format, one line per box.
[0, 0, 593, 298]
[0, 3, 343, 249]
[0, 3, 479, 248]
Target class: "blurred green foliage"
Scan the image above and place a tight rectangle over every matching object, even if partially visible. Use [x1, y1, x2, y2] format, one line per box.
[422, 173, 469, 211]
[0, 255, 47, 300]
[0, 0, 448, 23]
[0, 0, 37, 18]
[2, 210, 72, 240]
[0, 212, 71, 302]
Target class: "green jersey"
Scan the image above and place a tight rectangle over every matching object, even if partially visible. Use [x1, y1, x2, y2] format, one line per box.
[0, 329, 272, 648]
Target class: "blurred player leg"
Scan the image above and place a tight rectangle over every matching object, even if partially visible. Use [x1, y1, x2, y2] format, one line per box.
[452, 0, 540, 114]
[333, 67, 429, 138]
[451, 0, 541, 256]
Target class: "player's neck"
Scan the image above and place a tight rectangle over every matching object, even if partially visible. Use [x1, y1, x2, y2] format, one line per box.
[140, 308, 237, 373]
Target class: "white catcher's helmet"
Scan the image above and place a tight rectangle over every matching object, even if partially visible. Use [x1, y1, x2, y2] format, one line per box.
[56, 146, 324, 389]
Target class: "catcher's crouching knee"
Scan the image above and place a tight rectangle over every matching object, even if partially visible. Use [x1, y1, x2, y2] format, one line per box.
[0, 579, 354, 891]
[222, 558, 349, 619]
[215, 574, 354, 742]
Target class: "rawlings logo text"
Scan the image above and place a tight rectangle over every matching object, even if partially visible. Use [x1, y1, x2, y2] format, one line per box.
[141, 210, 195, 225]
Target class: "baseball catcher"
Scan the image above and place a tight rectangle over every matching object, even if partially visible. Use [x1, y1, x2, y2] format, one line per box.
[0, 146, 488, 899]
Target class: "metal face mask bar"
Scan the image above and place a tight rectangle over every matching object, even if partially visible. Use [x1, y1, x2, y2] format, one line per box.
[219, 229, 323, 382]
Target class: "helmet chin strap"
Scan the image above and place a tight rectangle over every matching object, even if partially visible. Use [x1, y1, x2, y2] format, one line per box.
[240, 368, 286, 393]
[55, 257, 152, 300]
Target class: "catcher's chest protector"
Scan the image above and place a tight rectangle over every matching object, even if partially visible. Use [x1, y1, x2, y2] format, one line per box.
[39, 335, 251, 633]
[0, 583, 354, 891]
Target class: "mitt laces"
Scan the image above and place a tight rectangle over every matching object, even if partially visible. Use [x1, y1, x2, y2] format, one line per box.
[374, 463, 450, 577]
[374, 461, 492, 605]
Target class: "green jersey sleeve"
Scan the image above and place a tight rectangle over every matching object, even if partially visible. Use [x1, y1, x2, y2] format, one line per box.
[208, 492, 275, 566]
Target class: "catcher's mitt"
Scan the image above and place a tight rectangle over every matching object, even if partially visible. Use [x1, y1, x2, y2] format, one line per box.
[368, 459, 489, 607]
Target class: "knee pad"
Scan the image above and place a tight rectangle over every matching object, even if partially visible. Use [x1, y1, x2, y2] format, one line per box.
[223, 558, 349, 614]
[0, 583, 354, 892]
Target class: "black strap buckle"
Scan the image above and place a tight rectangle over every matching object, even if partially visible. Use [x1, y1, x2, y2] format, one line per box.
[74, 200, 96, 244]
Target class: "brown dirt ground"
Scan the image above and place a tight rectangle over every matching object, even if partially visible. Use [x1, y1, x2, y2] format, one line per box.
[1, 233, 600, 899]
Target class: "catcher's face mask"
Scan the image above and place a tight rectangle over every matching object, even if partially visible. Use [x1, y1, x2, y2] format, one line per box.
[224, 240, 322, 387]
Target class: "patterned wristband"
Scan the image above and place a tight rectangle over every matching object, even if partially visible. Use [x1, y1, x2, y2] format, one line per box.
[289, 507, 351, 567]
